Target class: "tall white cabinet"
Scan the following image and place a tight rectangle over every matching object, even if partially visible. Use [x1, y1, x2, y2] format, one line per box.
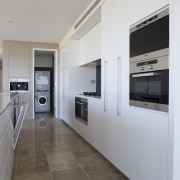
[8, 46, 30, 78]
[101, 0, 130, 174]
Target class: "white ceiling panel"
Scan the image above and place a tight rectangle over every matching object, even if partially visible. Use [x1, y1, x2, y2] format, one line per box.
[0, 0, 93, 49]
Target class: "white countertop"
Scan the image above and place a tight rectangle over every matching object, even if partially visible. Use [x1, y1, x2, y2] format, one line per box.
[0, 93, 18, 115]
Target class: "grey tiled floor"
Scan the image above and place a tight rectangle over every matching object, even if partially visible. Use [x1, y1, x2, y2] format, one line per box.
[12, 113, 128, 180]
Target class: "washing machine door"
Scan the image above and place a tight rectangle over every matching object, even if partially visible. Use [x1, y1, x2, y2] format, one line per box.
[38, 96, 47, 105]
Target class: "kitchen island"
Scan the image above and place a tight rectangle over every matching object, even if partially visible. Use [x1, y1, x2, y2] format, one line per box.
[0, 92, 27, 180]
[0, 93, 17, 180]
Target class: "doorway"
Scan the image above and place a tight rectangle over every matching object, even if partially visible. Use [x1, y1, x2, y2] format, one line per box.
[33, 48, 58, 119]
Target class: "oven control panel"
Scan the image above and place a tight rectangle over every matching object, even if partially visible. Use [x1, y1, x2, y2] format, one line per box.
[130, 55, 168, 74]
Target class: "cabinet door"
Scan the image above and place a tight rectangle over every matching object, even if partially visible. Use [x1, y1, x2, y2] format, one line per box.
[60, 65, 70, 122]
[0, 122, 12, 180]
[60, 41, 70, 68]
[79, 23, 101, 66]
[0, 122, 14, 180]
[130, 0, 169, 25]
[101, 0, 129, 174]
[8, 46, 30, 77]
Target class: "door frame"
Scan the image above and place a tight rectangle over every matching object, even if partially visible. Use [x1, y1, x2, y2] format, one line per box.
[32, 48, 59, 119]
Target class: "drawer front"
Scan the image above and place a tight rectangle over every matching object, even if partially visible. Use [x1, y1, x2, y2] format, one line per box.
[0, 129, 11, 177]
[0, 103, 13, 140]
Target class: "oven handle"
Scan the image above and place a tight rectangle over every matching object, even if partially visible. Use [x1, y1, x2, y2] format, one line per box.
[76, 102, 86, 105]
[132, 72, 159, 78]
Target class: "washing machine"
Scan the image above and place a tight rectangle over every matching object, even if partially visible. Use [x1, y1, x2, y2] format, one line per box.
[35, 91, 50, 112]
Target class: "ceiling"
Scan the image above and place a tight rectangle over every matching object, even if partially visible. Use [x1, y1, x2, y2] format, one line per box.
[0, 0, 94, 50]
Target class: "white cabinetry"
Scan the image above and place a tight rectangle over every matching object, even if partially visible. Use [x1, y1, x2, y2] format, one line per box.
[60, 39, 87, 126]
[0, 102, 14, 180]
[60, 39, 97, 125]
[101, 0, 129, 175]
[79, 23, 101, 66]
[130, 0, 169, 25]
[8, 46, 30, 78]
[0, 93, 28, 180]
[60, 0, 170, 179]
[60, 40, 70, 124]
[0, 122, 14, 180]
[60, 40, 70, 69]
[127, 110, 168, 180]
[102, 0, 169, 180]
[60, 66, 70, 124]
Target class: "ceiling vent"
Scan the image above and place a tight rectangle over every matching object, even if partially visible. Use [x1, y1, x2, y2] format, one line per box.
[74, 0, 101, 30]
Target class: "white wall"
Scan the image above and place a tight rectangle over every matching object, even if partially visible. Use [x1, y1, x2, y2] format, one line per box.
[35, 56, 53, 68]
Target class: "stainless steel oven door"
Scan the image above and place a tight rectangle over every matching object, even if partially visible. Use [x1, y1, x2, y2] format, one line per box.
[130, 69, 169, 112]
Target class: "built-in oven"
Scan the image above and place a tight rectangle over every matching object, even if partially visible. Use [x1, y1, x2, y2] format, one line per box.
[130, 58, 169, 112]
[75, 97, 88, 124]
[129, 7, 169, 112]
[10, 78, 29, 92]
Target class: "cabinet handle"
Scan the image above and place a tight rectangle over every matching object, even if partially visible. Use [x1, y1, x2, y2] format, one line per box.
[104, 61, 108, 112]
[63, 72, 66, 99]
[117, 57, 121, 116]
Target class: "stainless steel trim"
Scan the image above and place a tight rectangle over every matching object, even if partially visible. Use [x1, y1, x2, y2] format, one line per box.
[132, 72, 158, 78]
[130, 8, 168, 33]
[38, 96, 47, 106]
[130, 55, 168, 74]
[130, 100, 168, 112]
[130, 48, 169, 64]
[10, 90, 29, 93]
[9, 78, 29, 82]
[76, 102, 86, 105]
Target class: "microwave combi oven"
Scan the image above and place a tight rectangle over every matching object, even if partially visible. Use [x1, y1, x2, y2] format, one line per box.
[129, 7, 169, 112]
[10, 78, 29, 92]
[130, 7, 169, 62]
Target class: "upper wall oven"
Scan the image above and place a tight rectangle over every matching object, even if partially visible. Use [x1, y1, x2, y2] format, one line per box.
[130, 8, 169, 63]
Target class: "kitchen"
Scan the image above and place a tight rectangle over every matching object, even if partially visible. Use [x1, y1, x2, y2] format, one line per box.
[0, 0, 180, 180]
